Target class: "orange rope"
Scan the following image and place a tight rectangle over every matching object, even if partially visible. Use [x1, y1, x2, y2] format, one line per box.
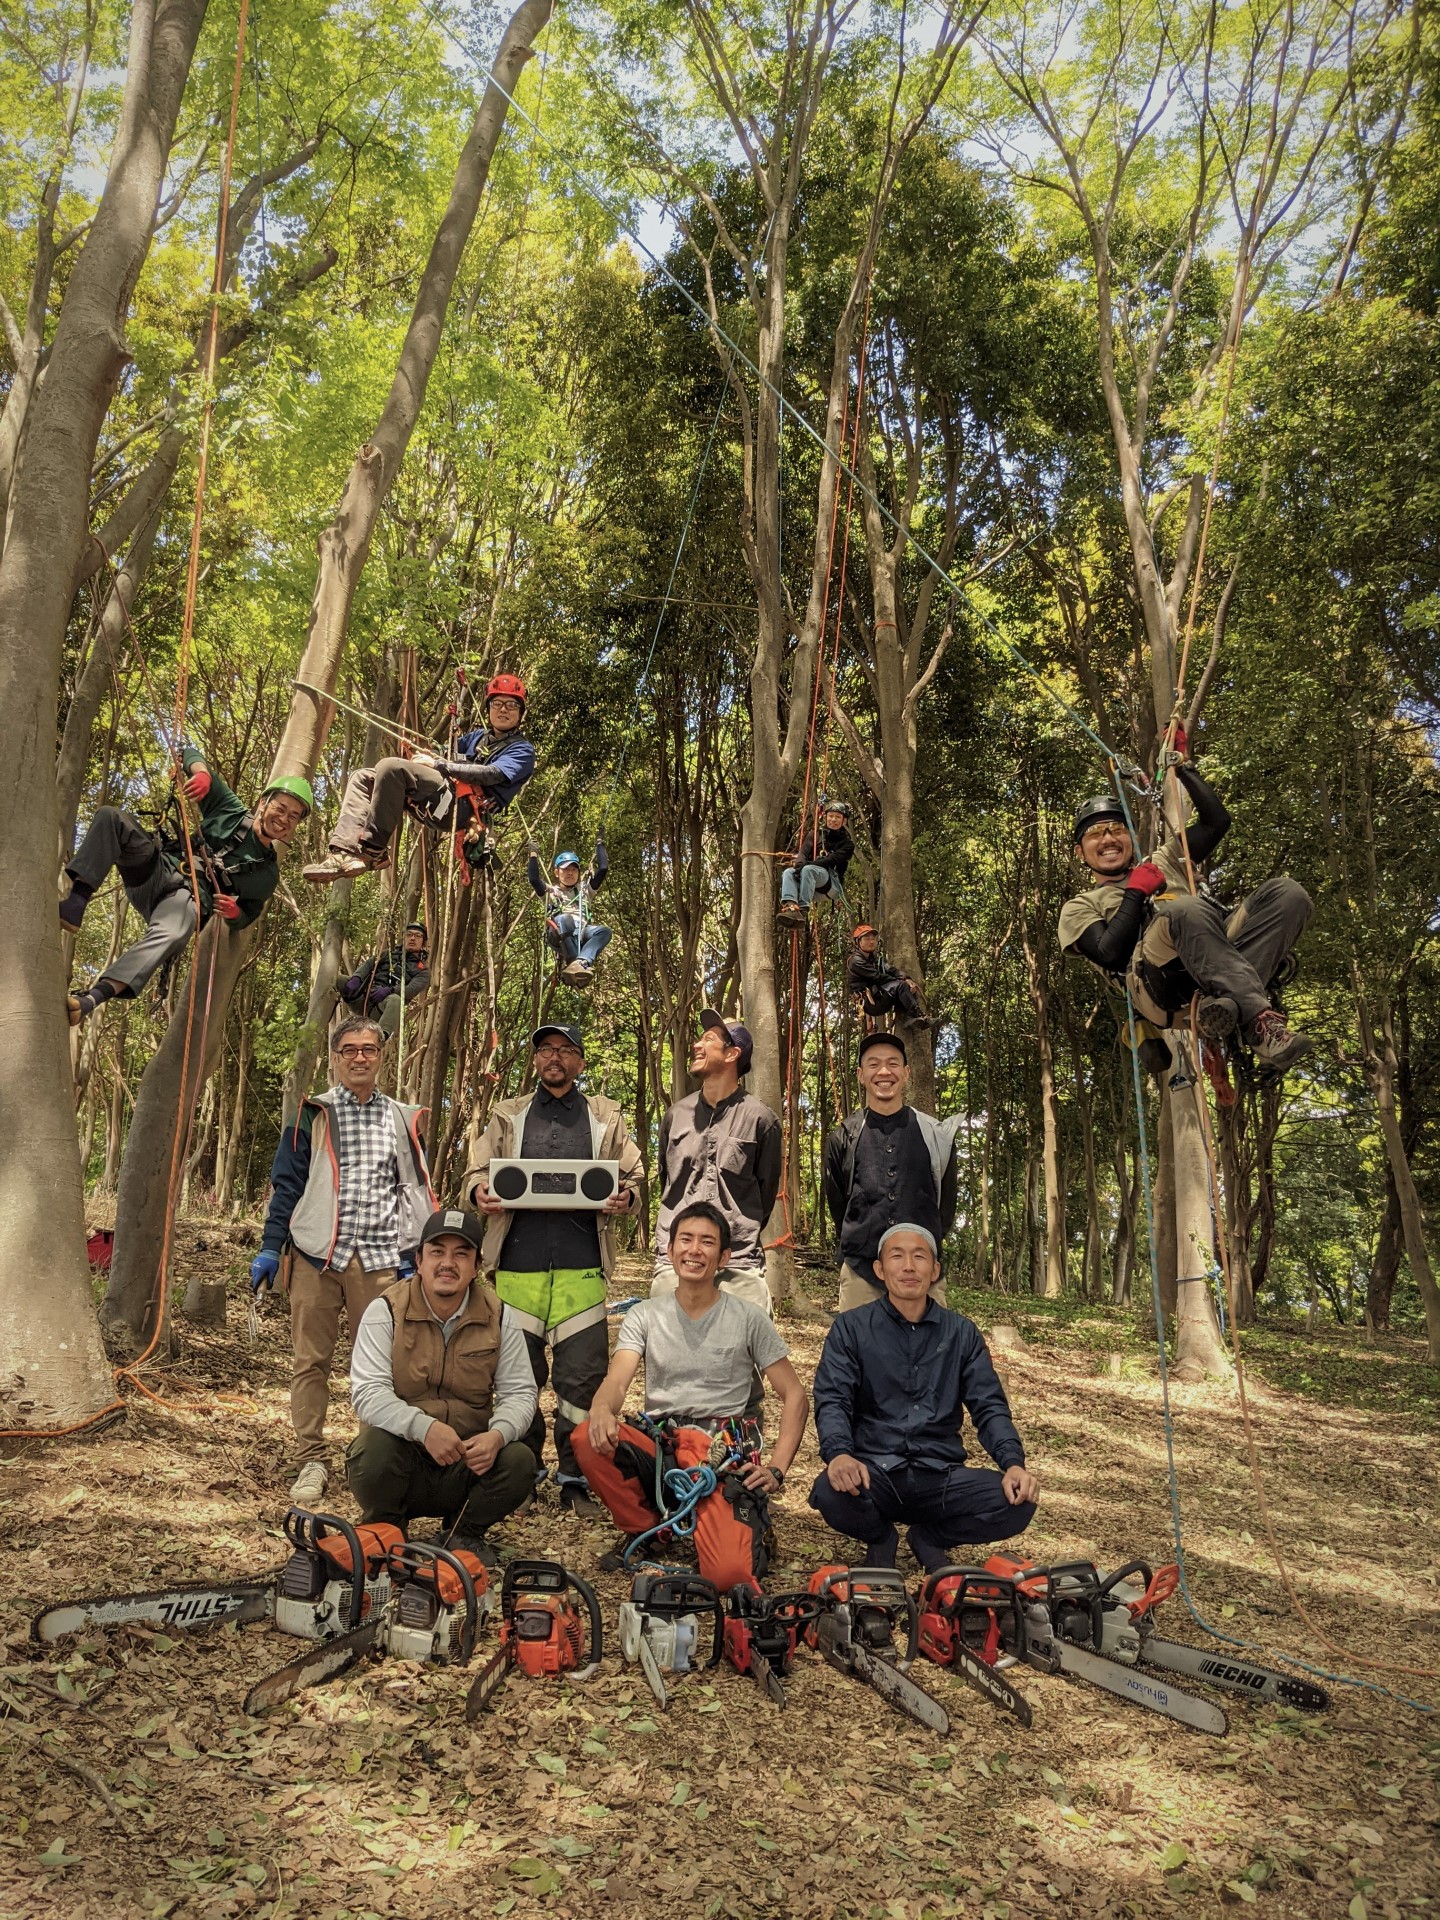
[6, 0, 253, 1443]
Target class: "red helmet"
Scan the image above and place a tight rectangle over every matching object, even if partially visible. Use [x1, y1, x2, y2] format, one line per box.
[485, 672, 527, 714]
[852, 923, 878, 939]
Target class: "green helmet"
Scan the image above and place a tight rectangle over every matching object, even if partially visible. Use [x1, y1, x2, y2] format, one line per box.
[262, 774, 314, 814]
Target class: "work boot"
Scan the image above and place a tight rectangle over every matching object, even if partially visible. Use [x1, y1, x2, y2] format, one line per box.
[1194, 994, 1239, 1039]
[288, 1461, 329, 1508]
[859, 1526, 900, 1569]
[1244, 1008, 1315, 1072]
[558, 1478, 603, 1520]
[561, 961, 593, 987]
[598, 1533, 651, 1573]
[446, 1530, 501, 1573]
[776, 901, 805, 927]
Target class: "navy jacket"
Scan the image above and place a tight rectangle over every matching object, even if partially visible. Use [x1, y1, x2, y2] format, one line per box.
[813, 1295, 1025, 1473]
[440, 729, 535, 809]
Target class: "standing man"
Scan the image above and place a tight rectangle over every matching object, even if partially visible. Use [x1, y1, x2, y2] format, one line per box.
[653, 1009, 781, 1315]
[304, 673, 535, 884]
[824, 1032, 959, 1313]
[573, 1202, 809, 1589]
[463, 1024, 643, 1512]
[63, 748, 312, 1024]
[777, 797, 854, 927]
[809, 1224, 1039, 1573]
[250, 1014, 436, 1508]
[339, 922, 430, 1039]
[347, 1208, 539, 1560]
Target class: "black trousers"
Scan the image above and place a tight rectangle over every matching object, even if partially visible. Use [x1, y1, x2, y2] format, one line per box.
[345, 1427, 535, 1534]
[809, 1461, 1035, 1573]
[1147, 877, 1312, 1026]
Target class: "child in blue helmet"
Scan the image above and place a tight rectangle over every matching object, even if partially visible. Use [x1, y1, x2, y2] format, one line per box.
[528, 837, 610, 987]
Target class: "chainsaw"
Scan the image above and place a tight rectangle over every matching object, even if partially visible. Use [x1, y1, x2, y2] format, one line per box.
[805, 1565, 950, 1735]
[722, 1585, 823, 1708]
[32, 1508, 402, 1648]
[618, 1573, 724, 1710]
[915, 1566, 1036, 1727]
[244, 1538, 490, 1715]
[1005, 1557, 1330, 1713]
[464, 1559, 602, 1717]
[982, 1555, 1228, 1734]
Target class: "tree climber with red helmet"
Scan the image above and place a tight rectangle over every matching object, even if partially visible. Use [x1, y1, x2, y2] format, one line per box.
[304, 674, 536, 884]
[845, 924, 932, 1025]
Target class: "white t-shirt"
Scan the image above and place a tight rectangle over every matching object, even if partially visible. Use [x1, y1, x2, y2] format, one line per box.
[617, 1291, 788, 1423]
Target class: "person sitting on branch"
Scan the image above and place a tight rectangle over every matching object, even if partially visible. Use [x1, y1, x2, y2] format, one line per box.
[573, 1201, 808, 1589]
[347, 1207, 539, 1564]
[304, 673, 535, 884]
[809, 1224, 1038, 1573]
[1057, 728, 1315, 1073]
[339, 922, 430, 1039]
[776, 797, 853, 926]
[528, 838, 611, 987]
[846, 923, 931, 1025]
[62, 748, 312, 1025]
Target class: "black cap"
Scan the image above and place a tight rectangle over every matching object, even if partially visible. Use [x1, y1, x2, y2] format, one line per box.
[699, 1007, 753, 1075]
[858, 1029, 907, 1065]
[419, 1207, 484, 1252]
[532, 1023, 584, 1052]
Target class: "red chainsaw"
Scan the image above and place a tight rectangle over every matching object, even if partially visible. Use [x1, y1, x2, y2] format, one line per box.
[722, 1584, 823, 1707]
[915, 1565, 1036, 1727]
[32, 1508, 402, 1649]
[465, 1559, 602, 1716]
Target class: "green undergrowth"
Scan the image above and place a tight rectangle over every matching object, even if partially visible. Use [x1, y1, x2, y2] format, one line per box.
[947, 1283, 1440, 1426]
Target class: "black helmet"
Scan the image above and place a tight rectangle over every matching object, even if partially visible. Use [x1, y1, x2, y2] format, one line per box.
[1072, 795, 1129, 844]
[821, 795, 851, 818]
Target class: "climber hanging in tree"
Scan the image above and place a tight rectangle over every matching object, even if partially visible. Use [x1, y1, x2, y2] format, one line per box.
[846, 924, 931, 1025]
[1057, 728, 1316, 1073]
[303, 673, 535, 884]
[61, 749, 312, 1026]
[776, 796, 853, 927]
[528, 838, 610, 988]
[338, 922, 430, 1039]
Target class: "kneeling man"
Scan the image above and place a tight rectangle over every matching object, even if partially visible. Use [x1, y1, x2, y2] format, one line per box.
[573, 1202, 808, 1589]
[347, 1207, 538, 1559]
[809, 1223, 1038, 1572]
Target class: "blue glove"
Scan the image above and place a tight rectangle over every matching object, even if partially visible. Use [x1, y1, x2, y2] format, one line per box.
[249, 1251, 280, 1293]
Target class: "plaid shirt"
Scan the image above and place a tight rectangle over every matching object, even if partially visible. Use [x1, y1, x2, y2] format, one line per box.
[330, 1087, 402, 1271]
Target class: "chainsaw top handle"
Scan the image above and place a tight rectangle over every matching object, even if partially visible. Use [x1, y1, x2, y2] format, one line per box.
[630, 1574, 724, 1668]
[568, 1568, 604, 1676]
[1098, 1559, 1179, 1617]
[811, 1565, 918, 1665]
[500, 1558, 571, 1614]
[387, 1541, 482, 1664]
[283, 1508, 367, 1631]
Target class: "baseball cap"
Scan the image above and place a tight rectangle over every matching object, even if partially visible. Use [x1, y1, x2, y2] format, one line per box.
[699, 1007, 753, 1075]
[858, 1029, 907, 1065]
[532, 1023, 584, 1052]
[419, 1207, 484, 1252]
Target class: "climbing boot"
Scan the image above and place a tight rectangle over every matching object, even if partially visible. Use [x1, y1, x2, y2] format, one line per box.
[776, 901, 805, 927]
[1193, 993, 1239, 1039]
[558, 1478, 604, 1520]
[288, 1461, 329, 1507]
[561, 961, 594, 987]
[302, 848, 387, 884]
[444, 1530, 501, 1573]
[1244, 1008, 1315, 1072]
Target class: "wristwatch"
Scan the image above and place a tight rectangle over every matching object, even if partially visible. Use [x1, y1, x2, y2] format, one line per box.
[767, 1464, 786, 1488]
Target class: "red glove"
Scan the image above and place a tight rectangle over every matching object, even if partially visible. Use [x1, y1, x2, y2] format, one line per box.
[1126, 862, 1167, 897]
[183, 765, 212, 801]
[213, 892, 241, 921]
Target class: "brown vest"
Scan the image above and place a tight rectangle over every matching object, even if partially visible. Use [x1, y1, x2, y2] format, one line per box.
[382, 1275, 503, 1439]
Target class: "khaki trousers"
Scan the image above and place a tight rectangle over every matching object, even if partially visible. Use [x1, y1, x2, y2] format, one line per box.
[836, 1260, 947, 1314]
[651, 1260, 774, 1317]
[290, 1251, 394, 1463]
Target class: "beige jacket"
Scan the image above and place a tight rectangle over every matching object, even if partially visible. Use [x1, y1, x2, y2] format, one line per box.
[462, 1089, 644, 1278]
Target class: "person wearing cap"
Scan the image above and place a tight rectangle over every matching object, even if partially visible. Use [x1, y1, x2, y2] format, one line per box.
[462, 1024, 643, 1511]
[809, 1224, 1039, 1572]
[1060, 732, 1314, 1073]
[303, 672, 535, 885]
[62, 747, 312, 1025]
[824, 1031, 960, 1312]
[527, 836, 610, 987]
[250, 1012, 437, 1508]
[345, 1207, 539, 1559]
[846, 924, 930, 1024]
[652, 1009, 782, 1315]
[338, 922, 430, 1039]
[574, 1200, 809, 1589]
[777, 799, 854, 926]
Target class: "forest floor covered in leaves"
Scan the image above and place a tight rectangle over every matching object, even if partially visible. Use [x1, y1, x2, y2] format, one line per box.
[2, 1223, 1438, 1920]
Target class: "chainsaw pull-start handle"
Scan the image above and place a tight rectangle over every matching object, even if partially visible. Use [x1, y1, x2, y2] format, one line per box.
[284, 1508, 368, 1631]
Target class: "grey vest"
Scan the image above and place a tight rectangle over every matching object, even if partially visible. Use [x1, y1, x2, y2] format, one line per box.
[654, 1091, 774, 1271]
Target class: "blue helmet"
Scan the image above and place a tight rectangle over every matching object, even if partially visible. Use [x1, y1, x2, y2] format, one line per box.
[554, 851, 580, 870]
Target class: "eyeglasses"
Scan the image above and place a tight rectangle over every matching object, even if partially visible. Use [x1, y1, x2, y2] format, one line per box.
[1081, 821, 1130, 843]
[336, 1044, 382, 1059]
[535, 1043, 581, 1059]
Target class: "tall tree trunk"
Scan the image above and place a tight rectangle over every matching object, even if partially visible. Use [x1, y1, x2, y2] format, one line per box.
[103, 0, 555, 1339]
[1168, 1062, 1233, 1379]
[0, 0, 211, 1424]
[1361, 1004, 1440, 1364]
[1368, 1174, 1403, 1331]
[1020, 855, 1064, 1298]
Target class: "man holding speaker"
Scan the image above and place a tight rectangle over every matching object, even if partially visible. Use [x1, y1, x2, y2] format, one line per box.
[462, 1024, 643, 1512]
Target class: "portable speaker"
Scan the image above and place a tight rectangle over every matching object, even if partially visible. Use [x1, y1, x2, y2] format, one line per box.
[487, 1160, 620, 1209]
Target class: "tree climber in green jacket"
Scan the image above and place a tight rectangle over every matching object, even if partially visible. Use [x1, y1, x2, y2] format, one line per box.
[61, 749, 312, 1025]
